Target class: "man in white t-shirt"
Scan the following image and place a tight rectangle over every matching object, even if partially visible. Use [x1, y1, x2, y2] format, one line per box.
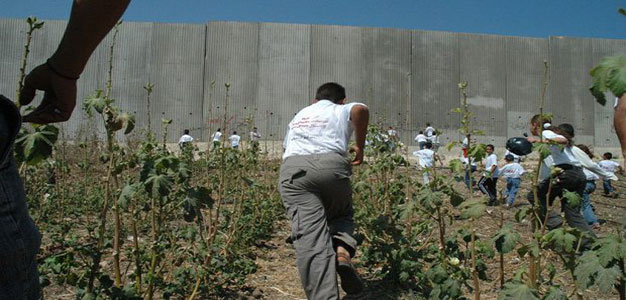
[178, 129, 194, 150]
[413, 141, 437, 184]
[414, 131, 427, 149]
[599, 152, 622, 197]
[279, 82, 369, 298]
[228, 131, 241, 149]
[211, 128, 223, 149]
[478, 144, 499, 205]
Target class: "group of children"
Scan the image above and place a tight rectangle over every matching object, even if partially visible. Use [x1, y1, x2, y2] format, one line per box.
[412, 117, 622, 234]
[178, 127, 263, 150]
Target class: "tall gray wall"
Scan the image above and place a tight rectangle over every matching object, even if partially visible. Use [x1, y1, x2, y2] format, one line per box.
[1, 18, 625, 147]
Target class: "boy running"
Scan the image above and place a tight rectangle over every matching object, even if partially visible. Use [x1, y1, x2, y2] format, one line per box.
[279, 82, 369, 299]
[599, 152, 621, 197]
[229, 131, 241, 149]
[414, 131, 427, 149]
[413, 141, 438, 184]
[498, 154, 525, 207]
[478, 144, 499, 206]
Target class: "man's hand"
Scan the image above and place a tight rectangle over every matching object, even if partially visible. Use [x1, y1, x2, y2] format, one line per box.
[19, 63, 77, 124]
[350, 145, 364, 166]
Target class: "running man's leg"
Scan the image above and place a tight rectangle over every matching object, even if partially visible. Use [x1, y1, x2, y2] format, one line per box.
[279, 164, 340, 300]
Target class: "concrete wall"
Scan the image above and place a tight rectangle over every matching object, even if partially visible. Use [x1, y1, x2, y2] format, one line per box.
[1, 18, 625, 149]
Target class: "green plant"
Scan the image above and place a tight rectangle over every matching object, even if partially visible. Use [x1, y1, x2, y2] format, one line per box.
[590, 55, 626, 105]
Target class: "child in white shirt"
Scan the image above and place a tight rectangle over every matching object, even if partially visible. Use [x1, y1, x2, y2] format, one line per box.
[499, 154, 525, 207]
[414, 131, 427, 150]
[228, 131, 241, 149]
[598, 152, 621, 197]
[211, 128, 223, 149]
[478, 144, 499, 205]
[178, 129, 194, 150]
[413, 141, 438, 184]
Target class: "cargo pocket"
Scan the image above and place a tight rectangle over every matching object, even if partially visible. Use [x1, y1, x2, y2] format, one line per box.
[279, 168, 306, 185]
[288, 206, 302, 242]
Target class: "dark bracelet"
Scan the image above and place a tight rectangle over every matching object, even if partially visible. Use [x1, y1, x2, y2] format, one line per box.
[46, 59, 80, 80]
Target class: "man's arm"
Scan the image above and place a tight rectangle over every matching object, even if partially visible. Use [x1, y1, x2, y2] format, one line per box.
[350, 105, 369, 165]
[615, 94, 626, 169]
[20, 0, 131, 124]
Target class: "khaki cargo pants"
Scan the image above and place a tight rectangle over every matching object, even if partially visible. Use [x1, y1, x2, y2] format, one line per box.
[279, 153, 357, 300]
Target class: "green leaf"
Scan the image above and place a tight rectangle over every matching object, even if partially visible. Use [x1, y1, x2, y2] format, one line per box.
[619, 8, 626, 16]
[459, 198, 486, 219]
[518, 240, 540, 258]
[468, 144, 487, 162]
[593, 234, 626, 266]
[118, 112, 135, 135]
[515, 206, 531, 223]
[542, 286, 568, 300]
[417, 188, 445, 210]
[575, 251, 603, 288]
[118, 183, 140, 211]
[448, 158, 463, 174]
[595, 265, 621, 292]
[543, 228, 577, 253]
[498, 282, 540, 300]
[83, 90, 107, 116]
[589, 55, 626, 105]
[14, 125, 59, 165]
[144, 174, 173, 198]
[533, 143, 551, 159]
[492, 224, 521, 254]
[562, 189, 581, 208]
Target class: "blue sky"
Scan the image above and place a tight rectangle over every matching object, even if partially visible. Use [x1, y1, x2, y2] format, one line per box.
[3, 0, 626, 39]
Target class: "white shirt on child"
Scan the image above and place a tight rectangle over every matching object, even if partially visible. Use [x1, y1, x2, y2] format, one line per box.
[413, 149, 435, 168]
[283, 100, 367, 159]
[425, 126, 436, 137]
[599, 160, 620, 174]
[229, 134, 241, 147]
[542, 130, 580, 166]
[484, 153, 499, 177]
[250, 131, 261, 141]
[414, 134, 427, 143]
[499, 162, 525, 178]
[212, 131, 222, 142]
[179, 134, 193, 144]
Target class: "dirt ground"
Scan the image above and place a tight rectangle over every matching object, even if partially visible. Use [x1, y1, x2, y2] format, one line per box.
[246, 164, 626, 300]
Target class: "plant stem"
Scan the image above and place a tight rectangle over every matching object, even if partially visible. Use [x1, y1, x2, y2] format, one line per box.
[499, 210, 505, 288]
[146, 196, 159, 300]
[87, 148, 115, 293]
[619, 258, 625, 300]
[529, 60, 550, 289]
[132, 198, 142, 293]
[471, 227, 480, 300]
[17, 17, 43, 108]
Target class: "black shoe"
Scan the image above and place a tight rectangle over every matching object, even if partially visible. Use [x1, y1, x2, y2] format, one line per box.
[337, 256, 364, 295]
